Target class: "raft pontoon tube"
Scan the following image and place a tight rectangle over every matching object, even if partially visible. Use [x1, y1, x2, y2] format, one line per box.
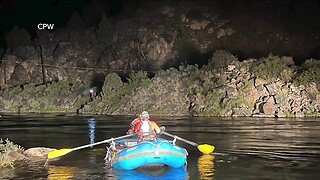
[111, 138, 188, 170]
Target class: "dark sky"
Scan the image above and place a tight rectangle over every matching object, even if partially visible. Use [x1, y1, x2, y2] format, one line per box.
[1, 0, 319, 34]
[1, 0, 85, 33]
[0, 0, 122, 48]
[0, 0, 320, 61]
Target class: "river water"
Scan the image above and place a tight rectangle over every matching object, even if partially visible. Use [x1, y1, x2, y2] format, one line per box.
[1, 114, 320, 180]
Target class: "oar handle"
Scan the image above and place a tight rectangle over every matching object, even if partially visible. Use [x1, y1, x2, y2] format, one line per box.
[72, 134, 135, 151]
[162, 131, 199, 147]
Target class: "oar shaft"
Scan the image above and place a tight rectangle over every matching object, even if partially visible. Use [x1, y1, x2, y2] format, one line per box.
[47, 134, 135, 159]
[163, 132, 199, 147]
[72, 134, 134, 151]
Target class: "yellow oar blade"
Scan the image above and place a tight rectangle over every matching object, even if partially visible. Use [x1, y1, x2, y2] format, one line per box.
[48, 149, 73, 159]
[198, 144, 215, 154]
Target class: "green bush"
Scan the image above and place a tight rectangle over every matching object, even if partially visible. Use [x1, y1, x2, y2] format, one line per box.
[74, 96, 90, 110]
[207, 50, 238, 69]
[23, 83, 39, 95]
[0, 81, 89, 113]
[45, 81, 72, 96]
[301, 58, 320, 69]
[127, 71, 151, 91]
[293, 59, 320, 89]
[239, 79, 253, 92]
[179, 64, 200, 81]
[294, 68, 320, 89]
[101, 73, 124, 107]
[84, 72, 152, 114]
[0, 139, 24, 168]
[252, 54, 292, 81]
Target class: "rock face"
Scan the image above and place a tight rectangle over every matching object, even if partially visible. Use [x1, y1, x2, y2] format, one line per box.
[1, 47, 320, 117]
[1, 53, 320, 117]
[3, 147, 56, 168]
[80, 55, 320, 118]
[1, 1, 318, 89]
[0, 2, 319, 117]
[0, 2, 235, 89]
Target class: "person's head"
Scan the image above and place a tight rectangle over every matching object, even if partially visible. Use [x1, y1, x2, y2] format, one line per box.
[140, 111, 149, 121]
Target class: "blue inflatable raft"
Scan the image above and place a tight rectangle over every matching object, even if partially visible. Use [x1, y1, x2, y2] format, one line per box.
[112, 166, 187, 180]
[108, 138, 188, 170]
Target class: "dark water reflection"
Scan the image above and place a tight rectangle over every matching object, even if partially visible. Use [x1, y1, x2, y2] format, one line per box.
[1, 114, 320, 179]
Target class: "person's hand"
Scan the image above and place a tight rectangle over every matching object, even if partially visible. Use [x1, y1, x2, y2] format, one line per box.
[160, 126, 165, 132]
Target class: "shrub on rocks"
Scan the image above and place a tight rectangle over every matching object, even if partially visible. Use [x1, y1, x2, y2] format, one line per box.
[207, 50, 238, 69]
[0, 139, 24, 168]
[0, 81, 89, 113]
[293, 59, 320, 90]
[84, 71, 151, 114]
[252, 54, 293, 81]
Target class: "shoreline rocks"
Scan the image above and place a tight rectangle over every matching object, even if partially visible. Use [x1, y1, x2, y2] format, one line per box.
[1, 147, 56, 169]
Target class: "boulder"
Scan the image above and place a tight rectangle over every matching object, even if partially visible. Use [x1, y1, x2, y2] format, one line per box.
[255, 85, 269, 97]
[7, 64, 30, 86]
[8, 151, 26, 162]
[232, 107, 252, 117]
[265, 82, 282, 95]
[23, 147, 56, 160]
[261, 97, 277, 116]
[226, 86, 238, 97]
[255, 78, 267, 87]
[190, 20, 209, 30]
[262, 102, 274, 115]
[216, 28, 235, 38]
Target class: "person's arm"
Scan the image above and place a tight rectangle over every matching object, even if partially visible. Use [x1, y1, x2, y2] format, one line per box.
[151, 121, 161, 134]
[127, 128, 134, 134]
[128, 118, 139, 134]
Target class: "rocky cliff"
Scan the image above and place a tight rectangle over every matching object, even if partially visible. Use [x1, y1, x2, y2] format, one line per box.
[0, 1, 319, 117]
[0, 51, 320, 117]
[81, 53, 320, 118]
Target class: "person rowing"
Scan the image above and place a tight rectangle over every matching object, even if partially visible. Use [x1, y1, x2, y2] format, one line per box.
[128, 111, 163, 141]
